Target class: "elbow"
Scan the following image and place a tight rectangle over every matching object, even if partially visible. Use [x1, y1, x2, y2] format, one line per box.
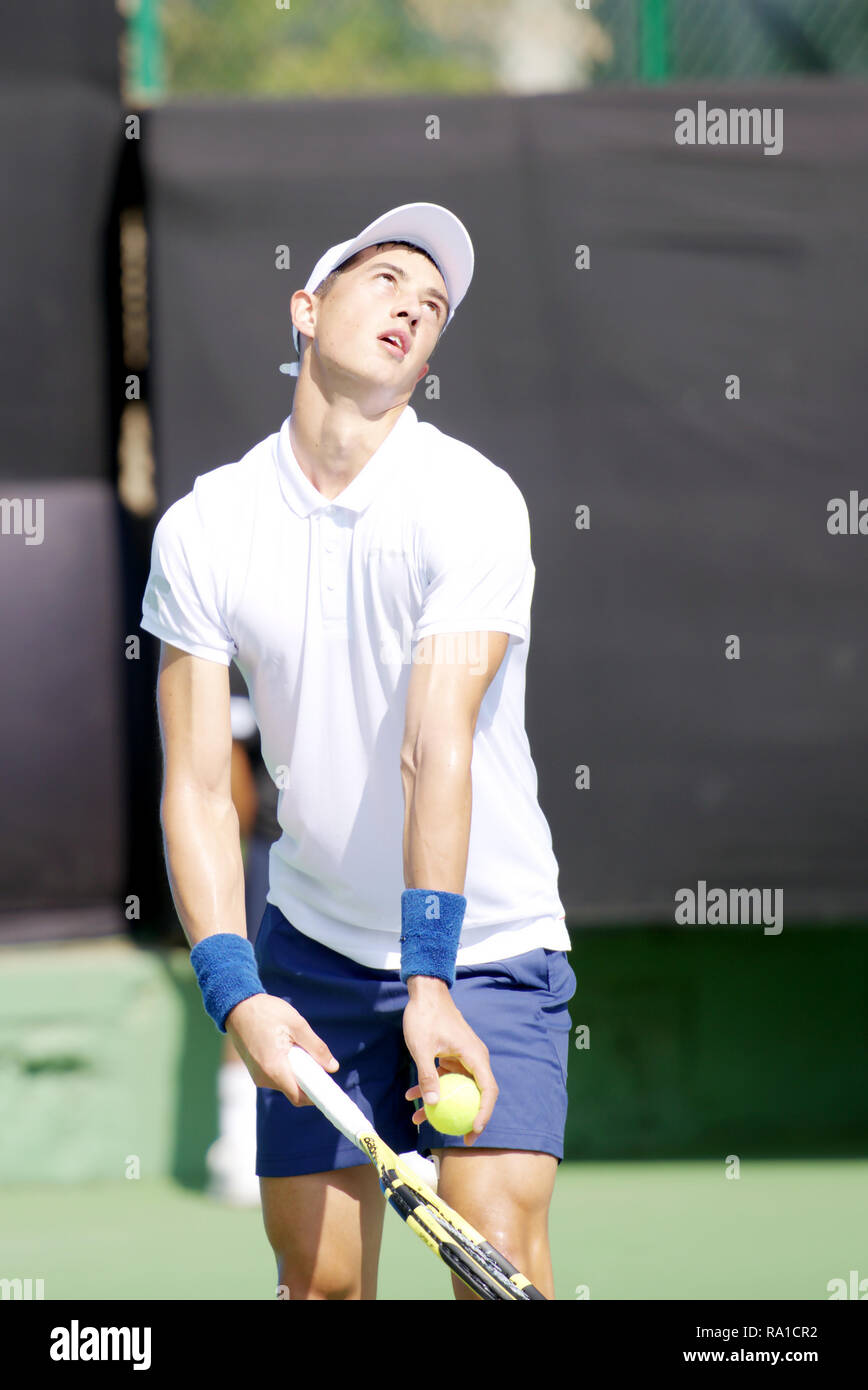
[400, 729, 473, 783]
[400, 730, 419, 773]
[160, 779, 236, 833]
[400, 738, 419, 793]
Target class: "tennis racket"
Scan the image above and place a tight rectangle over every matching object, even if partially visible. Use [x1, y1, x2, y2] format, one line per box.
[288, 1045, 547, 1301]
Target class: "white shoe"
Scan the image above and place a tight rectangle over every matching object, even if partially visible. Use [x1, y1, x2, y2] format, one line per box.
[205, 1134, 261, 1206]
[206, 1063, 260, 1206]
[398, 1150, 439, 1191]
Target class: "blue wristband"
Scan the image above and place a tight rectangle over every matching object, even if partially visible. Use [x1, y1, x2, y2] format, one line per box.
[400, 889, 466, 987]
[190, 933, 266, 1033]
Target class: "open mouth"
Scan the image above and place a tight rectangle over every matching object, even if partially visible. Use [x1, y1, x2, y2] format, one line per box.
[377, 333, 408, 359]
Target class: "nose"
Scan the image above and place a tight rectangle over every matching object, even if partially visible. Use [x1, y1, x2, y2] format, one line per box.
[393, 291, 422, 325]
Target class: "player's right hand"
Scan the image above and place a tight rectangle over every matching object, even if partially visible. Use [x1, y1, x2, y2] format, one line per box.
[224, 993, 339, 1107]
[402, 978, 498, 1144]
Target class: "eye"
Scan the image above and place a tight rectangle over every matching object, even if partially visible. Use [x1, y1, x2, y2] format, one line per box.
[375, 272, 441, 318]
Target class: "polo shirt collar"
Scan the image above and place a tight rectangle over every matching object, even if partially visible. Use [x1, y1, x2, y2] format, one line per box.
[274, 405, 417, 517]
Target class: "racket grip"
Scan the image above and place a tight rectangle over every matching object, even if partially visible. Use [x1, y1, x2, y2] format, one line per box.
[287, 1045, 372, 1150]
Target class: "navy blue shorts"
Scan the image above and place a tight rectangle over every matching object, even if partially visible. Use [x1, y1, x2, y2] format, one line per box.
[253, 904, 577, 1178]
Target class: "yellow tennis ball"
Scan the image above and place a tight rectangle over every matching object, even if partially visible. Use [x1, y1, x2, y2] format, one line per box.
[424, 1073, 481, 1136]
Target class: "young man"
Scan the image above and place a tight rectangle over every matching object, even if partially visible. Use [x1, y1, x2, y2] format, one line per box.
[141, 202, 575, 1300]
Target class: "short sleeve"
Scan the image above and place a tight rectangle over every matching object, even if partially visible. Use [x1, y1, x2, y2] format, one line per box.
[140, 494, 236, 665]
[413, 472, 535, 643]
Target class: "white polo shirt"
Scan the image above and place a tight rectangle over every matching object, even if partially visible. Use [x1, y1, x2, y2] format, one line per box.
[140, 404, 569, 968]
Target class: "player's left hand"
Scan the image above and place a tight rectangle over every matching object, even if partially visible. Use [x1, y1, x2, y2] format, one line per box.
[402, 977, 498, 1145]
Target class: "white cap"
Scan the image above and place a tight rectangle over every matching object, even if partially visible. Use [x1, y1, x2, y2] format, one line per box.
[279, 201, 474, 376]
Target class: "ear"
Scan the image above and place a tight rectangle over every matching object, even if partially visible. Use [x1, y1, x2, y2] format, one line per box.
[415, 362, 429, 384]
[290, 288, 317, 346]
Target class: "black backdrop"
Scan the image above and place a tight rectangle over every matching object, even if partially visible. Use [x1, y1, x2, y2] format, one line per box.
[0, 0, 121, 482]
[0, 0, 127, 941]
[141, 81, 868, 927]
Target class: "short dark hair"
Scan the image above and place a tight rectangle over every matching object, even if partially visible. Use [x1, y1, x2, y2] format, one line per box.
[312, 240, 443, 301]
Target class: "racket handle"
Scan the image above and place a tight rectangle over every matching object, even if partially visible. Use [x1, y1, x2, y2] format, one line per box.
[288, 1045, 372, 1151]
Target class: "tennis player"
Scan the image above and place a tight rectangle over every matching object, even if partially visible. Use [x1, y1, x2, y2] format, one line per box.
[141, 202, 575, 1300]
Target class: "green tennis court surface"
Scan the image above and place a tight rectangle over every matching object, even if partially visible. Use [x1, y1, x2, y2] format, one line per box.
[2, 1159, 864, 1300]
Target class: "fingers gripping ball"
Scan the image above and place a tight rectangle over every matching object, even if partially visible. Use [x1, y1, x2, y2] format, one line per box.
[424, 1073, 481, 1136]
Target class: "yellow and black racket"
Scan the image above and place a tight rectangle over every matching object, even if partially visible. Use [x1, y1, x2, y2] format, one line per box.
[288, 1045, 547, 1301]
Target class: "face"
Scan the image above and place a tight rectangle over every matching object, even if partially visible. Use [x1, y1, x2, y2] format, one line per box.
[292, 244, 449, 399]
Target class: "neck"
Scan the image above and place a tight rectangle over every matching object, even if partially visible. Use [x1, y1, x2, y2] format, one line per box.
[288, 358, 409, 501]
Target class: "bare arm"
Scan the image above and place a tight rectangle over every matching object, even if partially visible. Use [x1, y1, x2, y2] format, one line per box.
[400, 630, 509, 1143]
[155, 641, 338, 1096]
[400, 631, 508, 891]
[156, 642, 246, 946]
